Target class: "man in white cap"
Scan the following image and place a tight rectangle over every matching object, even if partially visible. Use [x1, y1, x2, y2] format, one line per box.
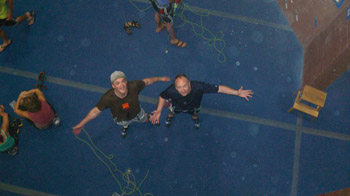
[73, 71, 170, 137]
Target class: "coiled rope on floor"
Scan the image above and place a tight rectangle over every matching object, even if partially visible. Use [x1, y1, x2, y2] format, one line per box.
[75, 128, 153, 196]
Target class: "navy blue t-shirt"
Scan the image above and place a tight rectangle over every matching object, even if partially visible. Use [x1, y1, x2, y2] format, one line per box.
[160, 81, 219, 111]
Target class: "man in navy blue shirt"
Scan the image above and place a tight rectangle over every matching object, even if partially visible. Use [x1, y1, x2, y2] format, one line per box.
[150, 74, 254, 129]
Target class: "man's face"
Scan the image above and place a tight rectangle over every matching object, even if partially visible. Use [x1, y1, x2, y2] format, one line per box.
[175, 77, 191, 96]
[112, 78, 127, 94]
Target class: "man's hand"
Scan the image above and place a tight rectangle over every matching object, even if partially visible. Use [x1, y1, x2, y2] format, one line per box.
[237, 86, 254, 101]
[72, 107, 102, 135]
[150, 110, 161, 124]
[162, 77, 171, 82]
[0, 105, 4, 113]
[72, 124, 84, 135]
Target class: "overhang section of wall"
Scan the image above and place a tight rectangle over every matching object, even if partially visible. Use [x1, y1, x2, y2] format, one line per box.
[277, 0, 350, 90]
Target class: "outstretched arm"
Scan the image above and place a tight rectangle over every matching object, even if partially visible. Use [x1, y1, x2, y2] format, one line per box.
[218, 85, 253, 101]
[72, 107, 102, 135]
[142, 76, 170, 86]
[14, 91, 30, 119]
[150, 96, 167, 124]
[0, 105, 9, 133]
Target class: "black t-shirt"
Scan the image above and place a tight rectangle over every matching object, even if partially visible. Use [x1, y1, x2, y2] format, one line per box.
[96, 80, 145, 121]
[160, 81, 219, 111]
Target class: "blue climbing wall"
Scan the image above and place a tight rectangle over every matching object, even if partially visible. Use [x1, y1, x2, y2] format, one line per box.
[0, 0, 349, 195]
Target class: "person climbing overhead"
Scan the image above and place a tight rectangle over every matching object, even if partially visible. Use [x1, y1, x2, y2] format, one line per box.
[150, 0, 186, 48]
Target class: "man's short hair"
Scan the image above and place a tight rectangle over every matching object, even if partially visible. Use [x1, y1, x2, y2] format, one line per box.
[174, 74, 189, 82]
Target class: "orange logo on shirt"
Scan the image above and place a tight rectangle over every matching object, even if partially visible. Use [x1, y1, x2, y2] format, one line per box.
[122, 103, 130, 110]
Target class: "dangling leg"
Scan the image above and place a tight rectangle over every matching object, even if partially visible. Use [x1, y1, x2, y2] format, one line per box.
[15, 11, 35, 25]
[167, 22, 186, 48]
[0, 29, 12, 52]
[155, 12, 166, 32]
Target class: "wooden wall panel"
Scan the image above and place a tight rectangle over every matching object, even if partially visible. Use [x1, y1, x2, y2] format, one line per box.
[316, 187, 350, 196]
[277, 0, 350, 90]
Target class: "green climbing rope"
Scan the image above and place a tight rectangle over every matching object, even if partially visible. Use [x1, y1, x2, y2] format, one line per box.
[128, 0, 227, 63]
[74, 128, 153, 196]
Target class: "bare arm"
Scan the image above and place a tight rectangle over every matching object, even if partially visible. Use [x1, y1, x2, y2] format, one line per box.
[150, 96, 167, 124]
[218, 85, 239, 96]
[218, 85, 253, 101]
[0, 105, 9, 133]
[27, 89, 46, 101]
[72, 107, 102, 135]
[142, 76, 170, 86]
[14, 92, 30, 119]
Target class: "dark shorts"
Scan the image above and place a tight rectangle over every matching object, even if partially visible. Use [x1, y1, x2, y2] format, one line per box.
[151, 1, 174, 23]
[169, 104, 201, 115]
[0, 18, 17, 28]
